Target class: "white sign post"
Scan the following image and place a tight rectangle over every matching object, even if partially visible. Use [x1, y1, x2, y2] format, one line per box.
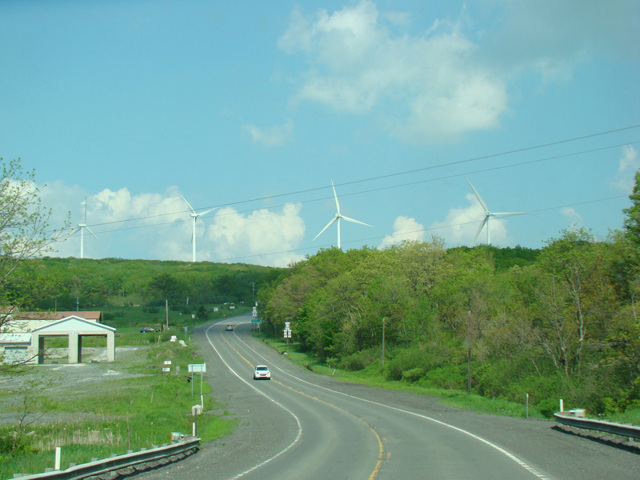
[188, 364, 206, 398]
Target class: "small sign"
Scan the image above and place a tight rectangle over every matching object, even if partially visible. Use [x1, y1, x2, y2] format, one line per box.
[164, 360, 172, 365]
[162, 367, 170, 372]
[188, 363, 207, 373]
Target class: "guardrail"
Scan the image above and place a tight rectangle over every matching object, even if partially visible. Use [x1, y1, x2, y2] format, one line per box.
[554, 413, 640, 440]
[11, 437, 200, 480]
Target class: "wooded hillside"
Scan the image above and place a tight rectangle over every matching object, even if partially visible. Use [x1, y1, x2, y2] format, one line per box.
[257, 230, 640, 417]
[5, 257, 283, 312]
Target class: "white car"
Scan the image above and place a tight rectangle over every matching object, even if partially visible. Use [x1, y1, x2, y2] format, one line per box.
[253, 365, 271, 380]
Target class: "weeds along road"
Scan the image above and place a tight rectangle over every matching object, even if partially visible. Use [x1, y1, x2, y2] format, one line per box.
[135, 313, 640, 480]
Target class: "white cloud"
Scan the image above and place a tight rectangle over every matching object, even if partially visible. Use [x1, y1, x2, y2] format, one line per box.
[429, 192, 514, 246]
[42, 184, 218, 262]
[42, 183, 306, 266]
[278, 0, 638, 144]
[243, 119, 294, 147]
[379, 215, 424, 248]
[612, 145, 639, 192]
[560, 207, 583, 228]
[279, 1, 509, 143]
[207, 203, 306, 267]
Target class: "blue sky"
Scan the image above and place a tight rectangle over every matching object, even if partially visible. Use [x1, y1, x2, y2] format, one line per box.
[1, 0, 638, 267]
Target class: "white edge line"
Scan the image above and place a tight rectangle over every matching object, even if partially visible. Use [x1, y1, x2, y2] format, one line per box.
[205, 323, 303, 480]
[232, 322, 551, 480]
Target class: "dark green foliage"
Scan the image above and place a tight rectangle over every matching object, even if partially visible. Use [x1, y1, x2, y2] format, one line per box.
[8, 257, 281, 311]
[259, 233, 640, 417]
[623, 170, 640, 244]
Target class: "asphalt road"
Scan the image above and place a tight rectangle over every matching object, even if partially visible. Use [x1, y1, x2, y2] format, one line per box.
[135, 314, 640, 480]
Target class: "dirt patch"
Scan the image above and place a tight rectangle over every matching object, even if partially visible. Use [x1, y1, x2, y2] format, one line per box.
[0, 346, 149, 426]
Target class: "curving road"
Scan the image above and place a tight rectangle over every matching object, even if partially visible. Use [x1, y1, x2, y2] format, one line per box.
[136, 314, 640, 480]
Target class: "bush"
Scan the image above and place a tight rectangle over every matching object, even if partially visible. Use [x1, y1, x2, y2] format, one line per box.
[339, 348, 379, 371]
[401, 367, 424, 383]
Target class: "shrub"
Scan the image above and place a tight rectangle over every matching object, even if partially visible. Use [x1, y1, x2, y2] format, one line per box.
[401, 367, 424, 383]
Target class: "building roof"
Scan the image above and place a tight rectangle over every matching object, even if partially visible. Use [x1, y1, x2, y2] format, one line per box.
[32, 315, 115, 334]
[12, 311, 102, 322]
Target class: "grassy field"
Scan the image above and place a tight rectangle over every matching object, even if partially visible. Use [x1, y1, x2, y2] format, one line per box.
[0, 308, 243, 479]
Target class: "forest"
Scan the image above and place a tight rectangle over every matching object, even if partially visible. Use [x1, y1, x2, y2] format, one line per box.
[257, 174, 640, 417]
[4, 257, 281, 313]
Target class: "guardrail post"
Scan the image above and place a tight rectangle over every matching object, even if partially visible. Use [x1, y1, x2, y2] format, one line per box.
[54, 447, 61, 471]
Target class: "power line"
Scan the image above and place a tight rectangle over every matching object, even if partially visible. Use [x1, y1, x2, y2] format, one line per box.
[78, 133, 639, 232]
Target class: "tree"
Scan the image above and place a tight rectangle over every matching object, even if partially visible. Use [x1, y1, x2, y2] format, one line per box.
[623, 170, 640, 243]
[0, 158, 69, 328]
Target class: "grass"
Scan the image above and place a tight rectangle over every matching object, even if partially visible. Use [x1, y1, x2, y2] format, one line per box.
[0, 326, 236, 479]
[259, 335, 541, 418]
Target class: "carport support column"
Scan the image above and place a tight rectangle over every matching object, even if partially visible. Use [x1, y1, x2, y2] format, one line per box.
[35, 334, 45, 364]
[68, 333, 79, 363]
[106, 333, 115, 362]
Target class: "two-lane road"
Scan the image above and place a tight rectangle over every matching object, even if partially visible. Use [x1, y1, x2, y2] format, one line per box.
[136, 314, 640, 480]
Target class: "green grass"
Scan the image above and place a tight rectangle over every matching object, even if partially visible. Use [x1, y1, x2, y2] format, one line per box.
[0, 329, 237, 479]
[258, 335, 541, 418]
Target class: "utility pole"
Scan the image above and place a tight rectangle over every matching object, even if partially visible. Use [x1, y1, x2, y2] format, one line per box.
[467, 309, 471, 394]
[165, 299, 169, 329]
[381, 317, 386, 368]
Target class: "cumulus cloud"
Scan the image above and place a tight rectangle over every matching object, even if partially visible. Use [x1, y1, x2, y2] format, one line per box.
[278, 1, 509, 143]
[41, 185, 308, 266]
[379, 215, 424, 249]
[278, 0, 637, 144]
[429, 192, 515, 246]
[612, 145, 639, 192]
[243, 119, 294, 147]
[207, 203, 306, 267]
[560, 207, 583, 229]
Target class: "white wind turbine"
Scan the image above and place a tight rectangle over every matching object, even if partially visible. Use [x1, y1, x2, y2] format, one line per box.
[77, 199, 97, 259]
[313, 181, 372, 250]
[466, 176, 528, 245]
[180, 194, 217, 262]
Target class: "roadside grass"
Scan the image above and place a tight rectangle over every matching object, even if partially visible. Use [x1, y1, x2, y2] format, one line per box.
[0, 327, 236, 479]
[258, 335, 540, 418]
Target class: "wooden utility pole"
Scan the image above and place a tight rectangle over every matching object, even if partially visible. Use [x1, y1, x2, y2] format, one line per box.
[165, 299, 169, 328]
[382, 317, 386, 368]
[467, 309, 471, 394]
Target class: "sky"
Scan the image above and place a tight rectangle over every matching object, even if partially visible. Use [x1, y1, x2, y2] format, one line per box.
[1, 0, 639, 267]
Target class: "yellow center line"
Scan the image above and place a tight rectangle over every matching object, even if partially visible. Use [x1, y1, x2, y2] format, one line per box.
[218, 328, 385, 479]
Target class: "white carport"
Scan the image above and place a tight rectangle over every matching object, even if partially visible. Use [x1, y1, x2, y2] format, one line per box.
[31, 315, 116, 364]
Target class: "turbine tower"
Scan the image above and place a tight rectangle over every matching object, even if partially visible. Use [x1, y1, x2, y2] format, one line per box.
[313, 181, 372, 250]
[77, 198, 97, 259]
[466, 176, 528, 245]
[180, 194, 217, 262]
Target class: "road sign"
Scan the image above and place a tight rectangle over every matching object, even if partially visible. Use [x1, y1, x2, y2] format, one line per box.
[188, 364, 206, 373]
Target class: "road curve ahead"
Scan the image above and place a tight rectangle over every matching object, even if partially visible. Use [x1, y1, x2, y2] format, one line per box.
[135, 314, 640, 480]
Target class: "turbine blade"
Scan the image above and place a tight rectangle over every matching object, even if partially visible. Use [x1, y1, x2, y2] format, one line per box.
[331, 181, 341, 214]
[179, 194, 196, 214]
[85, 226, 99, 241]
[473, 216, 488, 242]
[341, 215, 372, 228]
[466, 177, 489, 213]
[313, 217, 338, 241]
[493, 211, 529, 218]
[196, 207, 217, 218]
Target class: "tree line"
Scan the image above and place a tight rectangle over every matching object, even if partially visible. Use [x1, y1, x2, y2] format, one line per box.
[257, 173, 640, 416]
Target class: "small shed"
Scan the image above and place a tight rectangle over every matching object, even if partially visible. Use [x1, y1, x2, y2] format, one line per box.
[0, 333, 31, 364]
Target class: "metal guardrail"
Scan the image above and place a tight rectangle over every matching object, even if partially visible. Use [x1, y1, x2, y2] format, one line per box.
[554, 413, 640, 440]
[11, 437, 201, 480]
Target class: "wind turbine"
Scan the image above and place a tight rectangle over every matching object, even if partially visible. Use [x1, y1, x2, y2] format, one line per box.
[313, 181, 372, 250]
[465, 176, 528, 245]
[77, 199, 97, 259]
[180, 194, 217, 262]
